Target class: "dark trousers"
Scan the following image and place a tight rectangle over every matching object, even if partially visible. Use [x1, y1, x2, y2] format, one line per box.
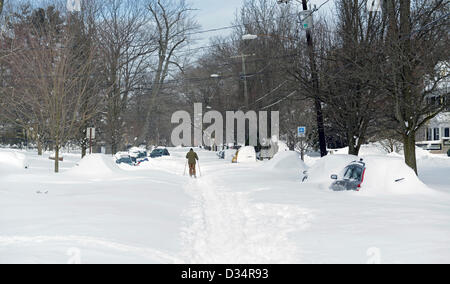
[189, 163, 196, 177]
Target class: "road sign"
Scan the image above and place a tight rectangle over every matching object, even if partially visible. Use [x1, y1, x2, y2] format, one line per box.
[298, 127, 306, 138]
[86, 127, 95, 140]
[299, 11, 313, 29]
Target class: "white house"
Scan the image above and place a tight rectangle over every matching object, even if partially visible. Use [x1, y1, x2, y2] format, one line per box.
[416, 62, 450, 154]
[417, 112, 450, 154]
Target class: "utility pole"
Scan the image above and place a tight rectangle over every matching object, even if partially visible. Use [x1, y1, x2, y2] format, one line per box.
[242, 53, 249, 106]
[276, 0, 327, 157]
[301, 0, 328, 157]
[231, 53, 255, 107]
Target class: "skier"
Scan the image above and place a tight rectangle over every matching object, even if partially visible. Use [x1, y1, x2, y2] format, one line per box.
[186, 148, 199, 178]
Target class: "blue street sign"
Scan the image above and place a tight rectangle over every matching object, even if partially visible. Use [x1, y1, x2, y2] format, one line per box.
[298, 127, 306, 137]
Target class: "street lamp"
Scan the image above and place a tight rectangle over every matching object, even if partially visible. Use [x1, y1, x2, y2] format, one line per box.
[242, 34, 258, 41]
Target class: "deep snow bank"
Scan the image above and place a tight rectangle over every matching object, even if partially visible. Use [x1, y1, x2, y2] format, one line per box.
[0, 151, 27, 175]
[305, 153, 431, 194]
[264, 151, 307, 172]
[330, 143, 388, 156]
[236, 146, 256, 163]
[360, 156, 430, 195]
[66, 154, 124, 178]
[305, 154, 358, 186]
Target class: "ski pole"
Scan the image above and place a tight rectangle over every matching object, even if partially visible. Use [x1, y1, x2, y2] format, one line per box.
[197, 161, 202, 177]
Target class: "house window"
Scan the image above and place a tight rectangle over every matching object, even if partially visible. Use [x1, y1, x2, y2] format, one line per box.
[434, 128, 440, 141]
[445, 128, 450, 138]
[426, 128, 432, 141]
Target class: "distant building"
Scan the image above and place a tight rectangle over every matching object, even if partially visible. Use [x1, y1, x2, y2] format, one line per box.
[417, 112, 450, 154]
[416, 62, 450, 154]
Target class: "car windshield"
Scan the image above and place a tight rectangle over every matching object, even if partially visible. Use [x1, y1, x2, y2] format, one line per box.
[343, 165, 363, 181]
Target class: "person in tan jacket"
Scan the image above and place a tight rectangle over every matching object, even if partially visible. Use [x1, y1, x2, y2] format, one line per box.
[186, 149, 199, 178]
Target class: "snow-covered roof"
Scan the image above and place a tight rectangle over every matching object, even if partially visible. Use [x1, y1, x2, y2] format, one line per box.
[425, 61, 449, 94]
[428, 112, 450, 128]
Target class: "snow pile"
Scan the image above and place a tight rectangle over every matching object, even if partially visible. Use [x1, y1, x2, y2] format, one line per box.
[329, 143, 389, 156]
[306, 153, 431, 195]
[236, 146, 256, 163]
[264, 151, 307, 172]
[360, 156, 430, 195]
[222, 149, 237, 161]
[66, 154, 124, 178]
[0, 151, 27, 174]
[277, 141, 290, 153]
[329, 142, 438, 160]
[115, 151, 129, 159]
[305, 154, 358, 186]
[414, 147, 434, 160]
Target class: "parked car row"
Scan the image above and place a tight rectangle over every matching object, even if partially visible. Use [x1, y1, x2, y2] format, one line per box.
[115, 147, 170, 165]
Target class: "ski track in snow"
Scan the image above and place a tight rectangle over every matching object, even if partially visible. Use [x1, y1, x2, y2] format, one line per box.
[180, 175, 313, 264]
[0, 235, 182, 263]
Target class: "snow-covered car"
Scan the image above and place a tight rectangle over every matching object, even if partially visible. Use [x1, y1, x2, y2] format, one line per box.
[232, 146, 256, 163]
[115, 156, 134, 166]
[259, 141, 279, 161]
[327, 156, 429, 194]
[149, 148, 170, 158]
[129, 148, 148, 163]
[330, 159, 366, 191]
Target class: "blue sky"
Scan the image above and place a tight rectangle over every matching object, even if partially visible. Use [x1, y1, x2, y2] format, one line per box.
[190, 0, 244, 42]
[191, 0, 334, 42]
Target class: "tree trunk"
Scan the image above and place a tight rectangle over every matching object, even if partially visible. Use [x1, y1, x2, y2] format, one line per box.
[81, 137, 87, 158]
[111, 138, 118, 156]
[54, 143, 60, 173]
[348, 133, 362, 156]
[348, 143, 359, 156]
[81, 144, 87, 158]
[403, 132, 418, 175]
[37, 139, 43, 156]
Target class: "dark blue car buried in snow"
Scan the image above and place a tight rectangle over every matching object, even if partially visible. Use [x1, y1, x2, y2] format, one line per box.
[330, 159, 366, 191]
[149, 148, 170, 158]
[116, 156, 134, 166]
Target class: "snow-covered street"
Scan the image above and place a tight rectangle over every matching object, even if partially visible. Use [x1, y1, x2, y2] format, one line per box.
[1, 147, 450, 264]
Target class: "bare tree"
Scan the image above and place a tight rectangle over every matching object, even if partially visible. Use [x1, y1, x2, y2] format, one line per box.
[1, 6, 99, 172]
[318, 0, 388, 155]
[384, 0, 449, 174]
[95, 0, 156, 154]
[137, 0, 199, 145]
